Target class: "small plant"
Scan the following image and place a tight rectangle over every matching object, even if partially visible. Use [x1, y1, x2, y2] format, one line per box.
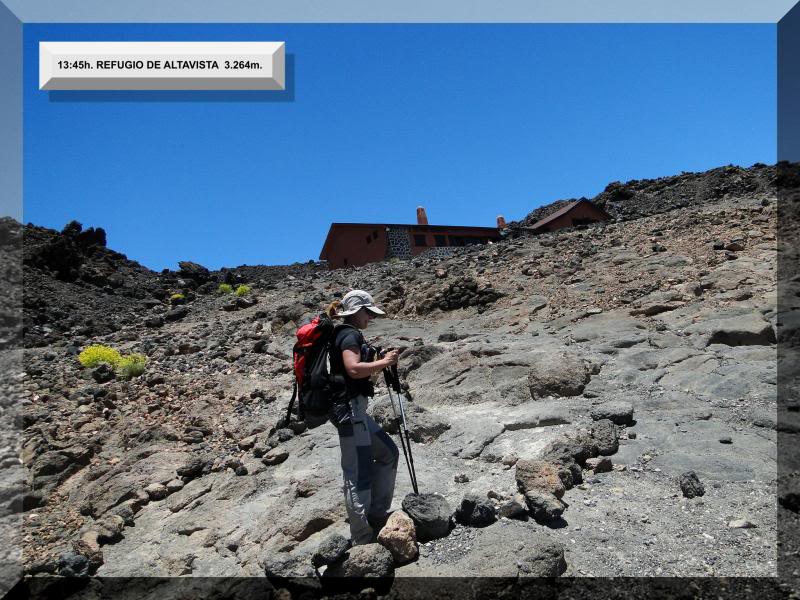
[78, 345, 122, 368]
[116, 353, 147, 380]
[169, 293, 186, 304]
[218, 283, 233, 294]
[235, 285, 251, 297]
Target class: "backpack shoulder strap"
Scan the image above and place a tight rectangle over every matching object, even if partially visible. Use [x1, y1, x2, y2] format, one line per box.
[331, 322, 357, 340]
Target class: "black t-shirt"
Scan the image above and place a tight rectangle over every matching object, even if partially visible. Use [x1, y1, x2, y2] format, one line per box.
[329, 324, 374, 399]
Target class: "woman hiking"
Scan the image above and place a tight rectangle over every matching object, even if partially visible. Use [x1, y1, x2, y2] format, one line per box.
[326, 289, 400, 545]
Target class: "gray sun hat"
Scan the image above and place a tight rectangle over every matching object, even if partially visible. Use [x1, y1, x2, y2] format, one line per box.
[334, 290, 387, 318]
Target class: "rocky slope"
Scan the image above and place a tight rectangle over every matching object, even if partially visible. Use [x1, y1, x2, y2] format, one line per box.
[4, 163, 793, 596]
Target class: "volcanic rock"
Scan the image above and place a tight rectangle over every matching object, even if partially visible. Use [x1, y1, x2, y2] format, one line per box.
[312, 533, 350, 568]
[324, 544, 395, 578]
[679, 471, 705, 498]
[377, 510, 418, 563]
[515, 459, 566, 498]
[454, 493, 497, 527]
[590, 401, 635, 426]
[401, 493, 452, 542]
[527, 351, 593, 399]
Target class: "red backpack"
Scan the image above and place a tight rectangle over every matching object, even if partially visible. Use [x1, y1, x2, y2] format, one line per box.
[283, 313, 347, 424]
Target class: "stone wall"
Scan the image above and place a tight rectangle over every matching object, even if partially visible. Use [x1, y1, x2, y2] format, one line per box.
[418, 247, 460, 260]
[386, 226, 412, 259]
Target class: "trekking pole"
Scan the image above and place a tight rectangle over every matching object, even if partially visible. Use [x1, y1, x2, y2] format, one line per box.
[392, 365, 419, 493]
[383, 366, 419, 494]
[391, 365, 419, 492]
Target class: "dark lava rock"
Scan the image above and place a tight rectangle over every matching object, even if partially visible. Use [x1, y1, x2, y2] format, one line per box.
[263, 552, 316, 579]
[164, 306, 189, 322]
[144, 316, 164, 328]
[524, 490, 566, 524]
[454, 493, 496, 527]
[312, 533, 350, 568]
[176, 457, 207, 479]
[590, 419, 619, 456]
[401, 493, 452, 542]
[518, 540, 568, 577]
[679, 471, 705, 499]
[324, 544, 394, 578]
[91, 363, 115, 384]
[267, 428, 295, 448]
[540, 438, 593, 467]
[58, 550, 90, 577]
[178, 261, 210, 284]
[237, 296, 258, 309]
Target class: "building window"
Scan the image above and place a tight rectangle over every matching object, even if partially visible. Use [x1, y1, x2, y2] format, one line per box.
[366, 234, 372, 244]
[344, 258, 349, 266]
[413, 234, 427, 246]
[450, 236, 465, 247]
[434, 234, 448, 247]
[373, 230, 379, 238]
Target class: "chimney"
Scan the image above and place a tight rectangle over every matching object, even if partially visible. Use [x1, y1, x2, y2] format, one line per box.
[416, 206, 429, 225]
[497, 215, 507, 229]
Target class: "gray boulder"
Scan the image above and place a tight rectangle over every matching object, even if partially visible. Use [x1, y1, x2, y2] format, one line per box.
[498, 494, 528, 520]
[540, 438, 594, 467]
[312, 533, 350, 568]
[516, 539, 568, 576]
[590, 419, 619, 456]
[401, 493, 452, 542]
[527, 351, 593, 399]
[176, 457, 207, 479]
[590, 401, 635, 426]
[263, 552, 316, 579]
[524, 490, 566, 523]
[324, 544, 394, 578]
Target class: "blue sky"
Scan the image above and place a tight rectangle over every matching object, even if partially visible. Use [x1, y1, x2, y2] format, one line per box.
[23, 24, 776, 271]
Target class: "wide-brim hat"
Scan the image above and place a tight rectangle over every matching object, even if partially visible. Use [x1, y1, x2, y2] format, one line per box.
[334, 289, 387, 318]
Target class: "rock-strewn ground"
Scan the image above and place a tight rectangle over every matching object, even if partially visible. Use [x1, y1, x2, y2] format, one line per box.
[3, 163, 792, 593]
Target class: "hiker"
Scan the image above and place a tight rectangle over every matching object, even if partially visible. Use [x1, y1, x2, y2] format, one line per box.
[326, 290, 400, 545]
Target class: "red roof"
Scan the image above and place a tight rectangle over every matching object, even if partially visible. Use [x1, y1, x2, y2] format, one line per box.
[527, 199, 610, 231]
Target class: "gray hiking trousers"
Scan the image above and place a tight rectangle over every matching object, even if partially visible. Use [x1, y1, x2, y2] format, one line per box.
[332, 394, 399, 545]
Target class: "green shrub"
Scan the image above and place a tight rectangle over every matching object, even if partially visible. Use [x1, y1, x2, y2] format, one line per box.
[170, 293, 185, 302]
[235, 285, 251, 297]
[218, 283, 233, 294]
[78, 345, 122, 368]
[116, 353, 147, 380]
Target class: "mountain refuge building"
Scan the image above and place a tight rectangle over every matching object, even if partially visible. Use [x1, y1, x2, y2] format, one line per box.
[319, 207, 504, 269]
